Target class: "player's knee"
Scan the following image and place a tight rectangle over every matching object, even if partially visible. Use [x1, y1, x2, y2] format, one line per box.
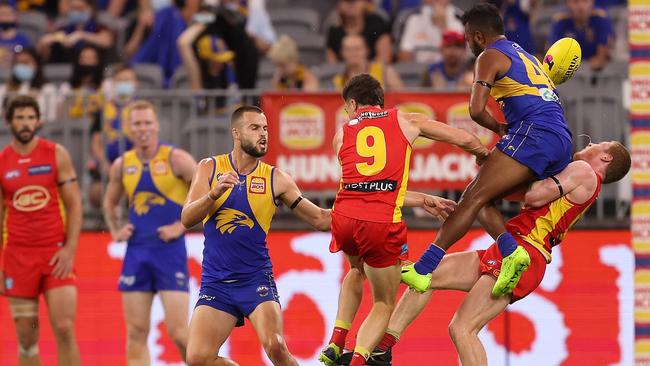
[186, 349, 212, 366]
[15, 318, 39, 348]
[51, 318, 75, 342]
[448, 316, 474, 342]
[262, 334, 289, 361]
[168, 326, 188, 349]
[126, 322, 149, 345]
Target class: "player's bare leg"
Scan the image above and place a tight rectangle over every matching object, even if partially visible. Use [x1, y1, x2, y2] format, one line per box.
[349, 263, 401, 366]
[45, 285, 80, 366]
[248, 301, 298, 366]
[8, 297, 41, 366]
[186, 306, 239, 366]
[449, 275, 511, 365]
[122, 291, 154, 366]
[319, 255, 365, 365]
[159, 291, 189, 361]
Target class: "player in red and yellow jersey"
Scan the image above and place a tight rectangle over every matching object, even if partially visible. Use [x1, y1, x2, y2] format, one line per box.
[373, 141, 631, 365]
[0, 96, 82, 366]
[321, 74, 490, 366]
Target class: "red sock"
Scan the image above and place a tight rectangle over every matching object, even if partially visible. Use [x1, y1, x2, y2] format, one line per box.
[350, 352, 367, 366]
[329, 320, 351, 350]
[377, 332, 398, 351]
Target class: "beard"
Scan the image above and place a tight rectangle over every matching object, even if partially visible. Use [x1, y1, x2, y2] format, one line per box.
[11, 126, 37, 144]
[470, 42, 483, 58]
[241, 139, 267, 158]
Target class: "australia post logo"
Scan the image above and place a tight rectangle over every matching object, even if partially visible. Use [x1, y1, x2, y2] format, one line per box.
[13, 185, 50, 212]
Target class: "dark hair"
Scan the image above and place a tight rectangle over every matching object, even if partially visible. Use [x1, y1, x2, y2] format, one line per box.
[460, 3, 504, 36]
[231, 105, 263, 127]
[70, 45, 105, 89]
[341, 74, 384, 108]
[9, 48, 46, 89]
[603, 141, 631, 184]
[5, 95, 40, 122]
[111, 63, 135, 77]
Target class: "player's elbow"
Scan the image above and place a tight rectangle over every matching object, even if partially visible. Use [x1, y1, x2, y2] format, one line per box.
[315, 210, 331, 232]
[468, 105, 484, 120]
[180, 209, 197, 229]
[523, 192, 544, 208]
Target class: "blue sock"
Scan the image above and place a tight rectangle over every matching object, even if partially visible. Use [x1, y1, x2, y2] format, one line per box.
[497, 232, 518, 257]
[414, 244, 446, 275]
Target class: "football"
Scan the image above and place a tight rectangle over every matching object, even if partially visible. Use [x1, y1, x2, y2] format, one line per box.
[542, 37, 582, 85]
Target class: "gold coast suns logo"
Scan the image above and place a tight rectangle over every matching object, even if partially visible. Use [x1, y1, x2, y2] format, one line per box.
[13, 185, 50, 212]
[215, 208, 254, 234]
[133, 192, 166, 215]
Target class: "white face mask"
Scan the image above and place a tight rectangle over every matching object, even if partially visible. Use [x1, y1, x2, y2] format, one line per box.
[151, 0, 172, 11]
[192, 12, 216, 24]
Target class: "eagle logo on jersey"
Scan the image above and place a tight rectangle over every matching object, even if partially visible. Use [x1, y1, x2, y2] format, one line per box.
[132, 192, 166, 215]
[215, 208, 254, 234]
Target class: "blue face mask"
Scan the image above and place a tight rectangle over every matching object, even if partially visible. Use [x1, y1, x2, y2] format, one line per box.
[192, 12, 215, 24]
[114, 81, 135, 97]
[151, 0, 172, 11]
[13, 64, 35, 82]
[68, 10, 91, 25]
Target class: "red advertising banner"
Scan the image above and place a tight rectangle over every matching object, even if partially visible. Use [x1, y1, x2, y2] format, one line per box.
[262, 92, 503, 191]
[0, 230, 632, 365]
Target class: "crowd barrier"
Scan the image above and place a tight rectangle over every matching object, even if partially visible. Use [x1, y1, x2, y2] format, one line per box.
[0, 230, 632, 365]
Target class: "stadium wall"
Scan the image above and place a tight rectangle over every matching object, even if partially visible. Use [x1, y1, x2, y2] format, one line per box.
[0, 230, 632, 365]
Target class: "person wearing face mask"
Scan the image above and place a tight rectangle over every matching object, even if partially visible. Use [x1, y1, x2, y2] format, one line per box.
[61, 45, 105, 119]
[398, 0, 464, 63]
[87, 64, 137, 209]
[36, 0, 113, 63]
[124, 0, 186, 87]
[0, 1, 30, 68]
[0, 47, 58, 122]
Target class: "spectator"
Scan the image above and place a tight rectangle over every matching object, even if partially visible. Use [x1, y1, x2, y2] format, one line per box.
[421, 30, 472, 91]
[267, 35, 318, 91]
[124, 0, 186, 87]
[379, 0, 420, 18]
[0, 1, 30, 68]
[326, 0, 392, 64]
[498, 0, 537, 54]
[87, 64, 136, 208]
[0, 47, 58, 122]
[548, 0, 614, 71]
[333, 34, 404, 91]
[13, 0, 58, 17]
[61, 45, 105, 119]
[398, 0, 463, 64]
[245, 0, 277, 54]
[36, 0, 113, 63]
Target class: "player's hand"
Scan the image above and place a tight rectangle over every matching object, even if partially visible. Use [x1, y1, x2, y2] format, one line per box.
[210, 171, 239, 199]
[157, 223, 185, 243]
[49, 246, 75, 279]
[112, 223, 134, 242]
[422, 195, 456, 222]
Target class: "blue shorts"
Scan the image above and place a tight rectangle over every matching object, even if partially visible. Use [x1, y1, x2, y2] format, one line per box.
[118, 243, 189, 292]
[496, 121, 572, 179]
[195, 270, 280, 327]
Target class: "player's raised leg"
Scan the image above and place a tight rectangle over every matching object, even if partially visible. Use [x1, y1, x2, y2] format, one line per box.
[448, 275, 511, 365]
[8, 297, 41, 366]
[159, 291, 189, 361]
[122, 292, 154, 366]
[248, 301, 297, 366]
[45, 286, 80, 366]
[349, 263, 401, 366]
[319, 256, 365, 365]
[186, 306, 239, 366]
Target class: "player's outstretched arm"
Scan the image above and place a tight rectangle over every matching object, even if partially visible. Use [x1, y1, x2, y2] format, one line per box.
[181, 158, 239, 229]
[524, 161, 597, 208]
[403, 191, 457, 222]
[274, 169, 331, 231]
[401, 111, 490, 158]
[469, 49, 509, 136]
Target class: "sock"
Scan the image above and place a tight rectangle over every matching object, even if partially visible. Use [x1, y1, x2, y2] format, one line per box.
[414, 243, 446, 275]
[350, 345, 370, 366]
[329, 319, 351, 350]
[377, 328, 400, 352]
[496, 232, 518, 257]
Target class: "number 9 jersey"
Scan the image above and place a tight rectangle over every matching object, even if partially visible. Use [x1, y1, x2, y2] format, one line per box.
[333, 107, 412, 224]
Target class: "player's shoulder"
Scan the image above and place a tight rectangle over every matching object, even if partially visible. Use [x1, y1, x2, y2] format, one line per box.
[567, 160, 596, 179]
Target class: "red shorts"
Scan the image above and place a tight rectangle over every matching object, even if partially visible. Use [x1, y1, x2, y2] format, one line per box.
[329, 212, 407, 268]
[2, 245, 76, 298]
[476, 238, 546, 303]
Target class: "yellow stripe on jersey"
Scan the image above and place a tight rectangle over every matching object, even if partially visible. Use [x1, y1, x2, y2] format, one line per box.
[491, 76, 543, 101]
[521, 196, 574, 262]
[392, 144, 412, 223]
[122, 150, 143, 202]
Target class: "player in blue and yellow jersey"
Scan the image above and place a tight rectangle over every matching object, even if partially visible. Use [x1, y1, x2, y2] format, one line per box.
[181, 105, 332, 366]
[402, 3, 574, 298]
[103, 100, 197, 365]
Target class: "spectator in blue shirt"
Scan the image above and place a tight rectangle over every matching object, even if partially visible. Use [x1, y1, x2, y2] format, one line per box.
[501, 0, 536, 55]
[421, 30, 473, 90]
[548, 0, 614, 71]
[0, 1, 30, 68]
